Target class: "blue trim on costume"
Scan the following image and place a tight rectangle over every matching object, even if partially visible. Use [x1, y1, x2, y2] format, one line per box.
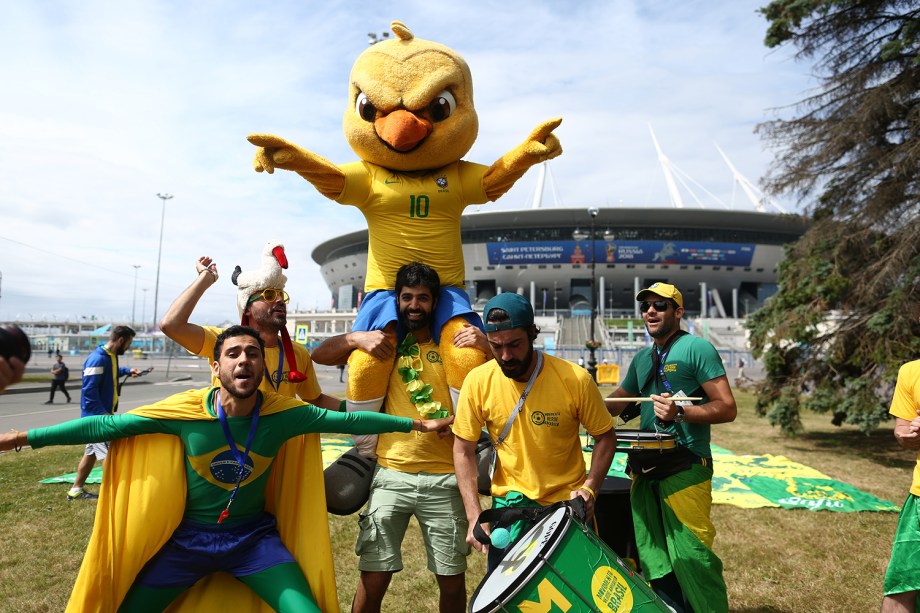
[353, 287, 483, 344]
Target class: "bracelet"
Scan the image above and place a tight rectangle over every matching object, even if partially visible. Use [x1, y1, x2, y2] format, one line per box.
[10, 429, 23, 452]
[580, 485, 596, 500]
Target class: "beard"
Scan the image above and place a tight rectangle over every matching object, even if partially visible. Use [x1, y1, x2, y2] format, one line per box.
[497, 344, 535, 381]
[250, 305, 286, 331]
[398, 307, 432, 333]
[220, 371, 260, 400]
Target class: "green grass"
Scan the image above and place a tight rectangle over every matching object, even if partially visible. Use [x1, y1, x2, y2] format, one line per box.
[0, 391, 910, 612]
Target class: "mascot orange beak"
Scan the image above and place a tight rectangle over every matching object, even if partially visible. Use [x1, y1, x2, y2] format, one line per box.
[375, 110, 432, 152]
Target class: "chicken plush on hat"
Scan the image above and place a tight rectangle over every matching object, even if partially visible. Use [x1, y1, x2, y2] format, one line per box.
[231, 240, 306, 383]
[249, 21, 561, 455]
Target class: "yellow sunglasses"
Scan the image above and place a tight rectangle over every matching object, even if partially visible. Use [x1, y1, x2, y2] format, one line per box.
[247, 288, 290, 304]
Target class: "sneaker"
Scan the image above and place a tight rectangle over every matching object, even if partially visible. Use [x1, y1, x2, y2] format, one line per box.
[66, 490, 99, 501]
[43, 401, 53, 405]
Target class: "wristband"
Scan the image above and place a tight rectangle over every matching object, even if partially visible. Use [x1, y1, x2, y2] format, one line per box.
[580, 485, 596, 500]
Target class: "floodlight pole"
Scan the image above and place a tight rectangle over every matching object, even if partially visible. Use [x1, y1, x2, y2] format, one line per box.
[153, 193, 173, 338]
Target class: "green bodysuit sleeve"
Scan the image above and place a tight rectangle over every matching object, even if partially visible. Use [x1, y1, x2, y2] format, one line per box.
[28, 414, 168, 448]
[290, 406, 414, 436]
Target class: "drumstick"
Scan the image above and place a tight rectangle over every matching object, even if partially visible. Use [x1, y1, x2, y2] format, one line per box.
[605, 397, 702, 403]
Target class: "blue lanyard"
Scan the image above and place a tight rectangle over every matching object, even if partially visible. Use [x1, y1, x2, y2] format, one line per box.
[215, 393, 262, 523]
[265, 343, 284, 392]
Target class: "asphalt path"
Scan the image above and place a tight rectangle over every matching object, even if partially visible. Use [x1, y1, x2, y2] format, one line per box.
[0, 354, 348, 434]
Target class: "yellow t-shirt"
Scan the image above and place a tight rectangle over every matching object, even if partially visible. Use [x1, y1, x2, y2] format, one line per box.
[890, 360, 920, 497]
[376, 340, 454, 474]
[200, 326, 321, 402]
[454, 353, 614, 505]
[336, 160, 489, 292]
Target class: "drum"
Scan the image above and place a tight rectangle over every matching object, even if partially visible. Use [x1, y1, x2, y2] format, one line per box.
[469, 507, 670, 613]
[616, 431, 677, 453]
[594, 475, 640, 570]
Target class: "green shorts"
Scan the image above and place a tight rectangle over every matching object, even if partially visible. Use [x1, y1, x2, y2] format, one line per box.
[883, 493, 920, 598]
[355, 466, 470, 575]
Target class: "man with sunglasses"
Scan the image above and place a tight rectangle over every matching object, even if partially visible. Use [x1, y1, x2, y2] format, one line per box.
[159, 254, 343, 609]
[606, 282, 736, 613]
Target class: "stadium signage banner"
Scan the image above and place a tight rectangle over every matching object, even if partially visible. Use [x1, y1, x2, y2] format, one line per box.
[487, 240, 755, 266]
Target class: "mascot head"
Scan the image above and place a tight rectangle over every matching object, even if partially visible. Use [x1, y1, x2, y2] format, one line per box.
[343, 21, 479, 172]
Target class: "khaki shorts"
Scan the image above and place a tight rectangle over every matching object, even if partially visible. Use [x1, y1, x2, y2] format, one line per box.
[355, 466, 470, 575]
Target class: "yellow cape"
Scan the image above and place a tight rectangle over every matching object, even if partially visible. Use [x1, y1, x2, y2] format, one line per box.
[65, 387, 339, 613]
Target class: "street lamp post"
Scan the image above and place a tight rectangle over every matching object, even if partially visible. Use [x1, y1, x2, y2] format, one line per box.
[574, 208, 600, 381]
[153, 193, 173, 335]
[131, 265, 141, 329]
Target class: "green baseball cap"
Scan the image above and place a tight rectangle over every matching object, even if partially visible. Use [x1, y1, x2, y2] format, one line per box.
[483, 293, 534, 332]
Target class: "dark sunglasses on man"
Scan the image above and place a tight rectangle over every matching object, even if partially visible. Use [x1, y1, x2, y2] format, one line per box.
[640, 300, 676, 313]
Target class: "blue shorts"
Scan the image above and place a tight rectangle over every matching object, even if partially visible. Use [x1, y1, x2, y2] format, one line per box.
[354, 287, 482, 344]
[135, 513, 295, 588]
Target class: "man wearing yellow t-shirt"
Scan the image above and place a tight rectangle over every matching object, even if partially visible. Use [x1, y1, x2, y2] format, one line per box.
[453, 292, 616, 570]
[317, 262, 487, 613]
[881, 360, 920, 612]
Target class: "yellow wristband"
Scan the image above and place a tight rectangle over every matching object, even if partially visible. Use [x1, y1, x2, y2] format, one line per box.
[580, 485, 596, 500]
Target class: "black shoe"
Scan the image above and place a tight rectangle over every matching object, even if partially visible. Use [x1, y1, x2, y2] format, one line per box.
[43, 400, 53, 405]
[66, 490, 99, 501]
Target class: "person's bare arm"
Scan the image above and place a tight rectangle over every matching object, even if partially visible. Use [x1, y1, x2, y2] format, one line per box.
[894, 413, 920, 450]
[452, 323, 491, 355]
[453, 435, 487, 554]
[310, 330, 394, 366]
[571, 427, 615, 520]
[159, 257, 218, 355]
[650, 375, 737, 424]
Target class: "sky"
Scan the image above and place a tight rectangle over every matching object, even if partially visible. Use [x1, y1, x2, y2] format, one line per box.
[0, 1, 815, 328]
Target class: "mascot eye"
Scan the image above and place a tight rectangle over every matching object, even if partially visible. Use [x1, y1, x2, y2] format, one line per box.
[355, 92, 377, 122]
[428, 90, 456, 122]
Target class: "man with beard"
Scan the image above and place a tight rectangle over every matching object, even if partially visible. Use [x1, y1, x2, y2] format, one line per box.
[66, 325, 140, 501]
[452, 292, 616, 571]
[160, 253, 343, 609]
[0, 326, 452, 612]
[606, 282, 736, 613]
[313, 262, 487, 613]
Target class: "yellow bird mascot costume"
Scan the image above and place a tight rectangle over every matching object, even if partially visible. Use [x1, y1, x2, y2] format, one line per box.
[250, 21, 561, 456]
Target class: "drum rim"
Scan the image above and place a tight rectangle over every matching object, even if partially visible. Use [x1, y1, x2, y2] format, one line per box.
[468, 507, 573, 613]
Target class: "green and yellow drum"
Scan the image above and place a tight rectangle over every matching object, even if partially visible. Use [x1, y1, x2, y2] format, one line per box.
[469, 506, 670, 612]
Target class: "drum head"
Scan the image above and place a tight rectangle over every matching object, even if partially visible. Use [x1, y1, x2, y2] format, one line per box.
[469, 508, 571, 613]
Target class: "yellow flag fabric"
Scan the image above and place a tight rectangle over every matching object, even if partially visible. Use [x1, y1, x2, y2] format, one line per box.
[65, 388, 340, 613]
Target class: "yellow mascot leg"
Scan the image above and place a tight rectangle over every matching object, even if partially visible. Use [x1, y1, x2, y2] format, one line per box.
[440, 317, 489, 409]
[345, 323, 395, 458]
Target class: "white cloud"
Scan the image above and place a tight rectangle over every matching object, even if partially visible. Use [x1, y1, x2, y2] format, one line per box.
[0, 0, 814, 324]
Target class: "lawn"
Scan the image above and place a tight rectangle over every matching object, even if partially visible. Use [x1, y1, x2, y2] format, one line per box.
[0, 390, 910, 612]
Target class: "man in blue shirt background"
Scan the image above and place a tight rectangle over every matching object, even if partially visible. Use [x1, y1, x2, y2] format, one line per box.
[67, 325, 140, 500]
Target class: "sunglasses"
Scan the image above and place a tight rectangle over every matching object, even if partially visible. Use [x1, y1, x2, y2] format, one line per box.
[247, 288, 290, 304]
[640, 300, 675, 313]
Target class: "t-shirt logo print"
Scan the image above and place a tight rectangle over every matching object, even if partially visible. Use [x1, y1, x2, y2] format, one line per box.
[530, 411, 546, 425]
[435, 176, 448, 188]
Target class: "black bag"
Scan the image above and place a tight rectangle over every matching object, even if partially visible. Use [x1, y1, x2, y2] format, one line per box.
[61, 365, 70, 381]
[626, 446, 700, 480]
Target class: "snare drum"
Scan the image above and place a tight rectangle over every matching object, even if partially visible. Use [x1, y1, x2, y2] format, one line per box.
[616, 431, 677, 453]
[469, 507, 670, 612]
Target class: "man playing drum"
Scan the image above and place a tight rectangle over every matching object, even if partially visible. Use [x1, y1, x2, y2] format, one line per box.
[453, 292, 617, 571]
[606, 282, 736, 613]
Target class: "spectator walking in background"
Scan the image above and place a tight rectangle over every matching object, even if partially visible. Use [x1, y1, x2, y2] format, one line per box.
[45, 354, 71, 404]
[67, 325, 139, 501]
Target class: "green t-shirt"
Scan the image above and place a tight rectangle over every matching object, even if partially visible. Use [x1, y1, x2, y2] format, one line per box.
[621, 334, 725, 458]
[29, 389, 413, 524]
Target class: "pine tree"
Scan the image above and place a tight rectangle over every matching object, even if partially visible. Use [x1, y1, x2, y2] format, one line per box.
[750, 0, 920, 433]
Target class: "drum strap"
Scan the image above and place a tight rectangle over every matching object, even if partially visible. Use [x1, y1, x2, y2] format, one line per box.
[472, 497, 587, 546]
[488, 351, 543, 481]
[619, 330, 689, 423]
